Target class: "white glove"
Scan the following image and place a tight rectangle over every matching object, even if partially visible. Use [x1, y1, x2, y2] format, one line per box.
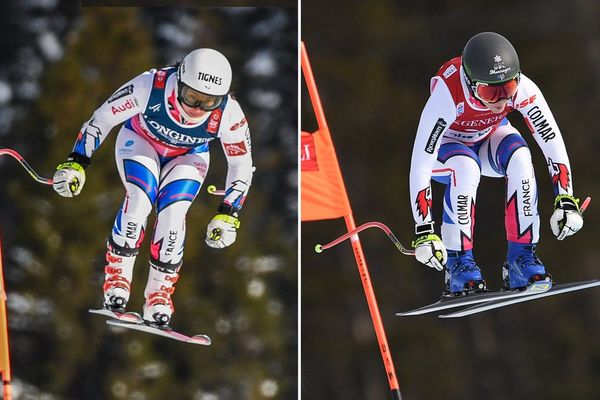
[412, 233, 447, 271]
[53, 162, 86, 198]
[205, 214, 240, 249]
[550, 194, 583, 240]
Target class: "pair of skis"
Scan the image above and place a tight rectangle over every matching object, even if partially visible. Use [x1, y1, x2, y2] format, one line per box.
[396, 279, 600, 318]
[89, 308, 211, 346]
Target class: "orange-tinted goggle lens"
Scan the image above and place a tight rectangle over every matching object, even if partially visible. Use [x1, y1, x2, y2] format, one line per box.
[475, 78, 519, 103]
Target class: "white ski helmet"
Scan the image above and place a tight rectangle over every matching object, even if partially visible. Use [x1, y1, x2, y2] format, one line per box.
[176, 48, 232, 111]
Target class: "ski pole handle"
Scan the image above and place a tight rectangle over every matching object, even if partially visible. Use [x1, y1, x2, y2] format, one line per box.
[0, 148, 53, 185]
[207, 185, 225, 196]
[315, 221, 415, 256]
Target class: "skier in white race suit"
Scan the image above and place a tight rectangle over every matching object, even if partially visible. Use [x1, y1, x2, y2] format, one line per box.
[409, 32, 585, 294]
[52, 48, 254, 326]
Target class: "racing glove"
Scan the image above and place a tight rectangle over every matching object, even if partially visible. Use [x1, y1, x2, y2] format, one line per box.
[205, 214, 240, 249]
[412, 223, 447, 271]
[550, 194, 584, 240]
[53, 161, 86, 198]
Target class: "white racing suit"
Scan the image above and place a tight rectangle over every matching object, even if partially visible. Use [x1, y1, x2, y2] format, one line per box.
[409, 57, 572, 251]
[69, 67, 253, 315]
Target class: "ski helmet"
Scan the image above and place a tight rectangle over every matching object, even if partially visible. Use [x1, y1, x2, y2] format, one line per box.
[177, 48, 232, 111]
[462, 32, 520, 103]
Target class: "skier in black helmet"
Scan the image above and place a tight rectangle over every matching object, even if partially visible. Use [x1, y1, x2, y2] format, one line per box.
[409, 32, 584, 294]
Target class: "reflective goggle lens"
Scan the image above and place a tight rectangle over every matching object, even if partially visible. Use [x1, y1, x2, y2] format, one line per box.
[178, 83, 223, 111]
[475, 77, 519, 103]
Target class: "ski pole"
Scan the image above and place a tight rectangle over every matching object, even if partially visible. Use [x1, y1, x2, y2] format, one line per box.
[0, 148, 53, 185]
[315, 221, 415, 256]
[580, 196, 591, 214]
[206, 185, 225, 196]
[315, 197, 591, 256]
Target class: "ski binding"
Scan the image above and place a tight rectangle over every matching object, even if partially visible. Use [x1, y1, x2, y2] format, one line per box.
[89, 307, 144, 323]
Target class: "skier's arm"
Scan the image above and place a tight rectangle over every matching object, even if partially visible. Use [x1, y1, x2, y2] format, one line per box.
[70, 71, 153, 165]
[218, 101, 254, 214]
[53, 71, 152, 198]
[409, 79, 456, 269]
[516, 74, 583, 239]
[205, 100, 254, 249]
[409, 78, 457, 228]
[516, 74, 573, 196]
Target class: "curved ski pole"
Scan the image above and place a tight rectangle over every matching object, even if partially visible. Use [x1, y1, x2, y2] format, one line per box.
[314, 198, 591, 257]
[206, 185, 225, 196]
[0, 148, 53, 185]
[315, 221, 415, 256]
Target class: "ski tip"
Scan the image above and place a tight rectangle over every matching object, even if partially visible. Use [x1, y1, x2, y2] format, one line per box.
[438, 314, 456, 319]
[190, 335, 212, 346]
[395, 311, 420, 317]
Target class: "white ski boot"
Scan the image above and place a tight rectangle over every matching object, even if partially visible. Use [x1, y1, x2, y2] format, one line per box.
[103, 249, 135, 312]
[143, 264, 180, 327]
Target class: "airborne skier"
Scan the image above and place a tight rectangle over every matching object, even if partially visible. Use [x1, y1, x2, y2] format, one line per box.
[52, 48, 254, 326]
[409, 32, 584, 294]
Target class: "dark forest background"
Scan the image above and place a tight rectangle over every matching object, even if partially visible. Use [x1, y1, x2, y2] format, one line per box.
[0, 4, 297, 400]
[302, 1, 600, 400]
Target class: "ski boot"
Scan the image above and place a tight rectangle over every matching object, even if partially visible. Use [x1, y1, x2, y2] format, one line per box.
[143, 263, 180, 328]
[445, 250, 486, 295]
[503, 242, 552, 290]
[103, 248, 135, 312]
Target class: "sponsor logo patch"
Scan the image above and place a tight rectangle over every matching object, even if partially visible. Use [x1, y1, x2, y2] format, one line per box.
[145, 118, 211, 145]
[207, 109, 223, 134]
[198, 72, 222, 85]
[224, 141, 248, 156]
[111, 99, 137, 114]
[526, 106, 555, 142]
[548, 157, 570, 191]
[415, 187, 432, 221]
[443, 64, 457, 78]
[107, 85, 134, 103]
[515, 95, 536, 109]
[424, 118, 447, 154]
[230, 117, 247, 131]
[154, 70, 167, 89]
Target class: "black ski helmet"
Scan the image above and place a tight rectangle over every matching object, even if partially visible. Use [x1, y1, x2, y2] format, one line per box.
[462, 32, 520, 84]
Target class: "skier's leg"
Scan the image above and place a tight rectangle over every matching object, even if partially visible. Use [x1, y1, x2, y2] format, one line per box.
[143, 150, 210, 325]
[433, 141, 484, 293]
[480, 123, 547, 289]
[104, 128, 160, 310]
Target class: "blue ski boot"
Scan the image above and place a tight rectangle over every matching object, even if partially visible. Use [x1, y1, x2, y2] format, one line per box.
[445, 250, 486, 295]
[503, 242, 552, 290]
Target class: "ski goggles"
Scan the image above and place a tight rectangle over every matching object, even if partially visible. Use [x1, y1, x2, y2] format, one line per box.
[177, 82, 224, 111]
[473, 75, 520, 104]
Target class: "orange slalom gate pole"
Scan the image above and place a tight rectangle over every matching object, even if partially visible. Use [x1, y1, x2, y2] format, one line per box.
[301, 41, 402, 400]
[0, 238, 12, 400]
